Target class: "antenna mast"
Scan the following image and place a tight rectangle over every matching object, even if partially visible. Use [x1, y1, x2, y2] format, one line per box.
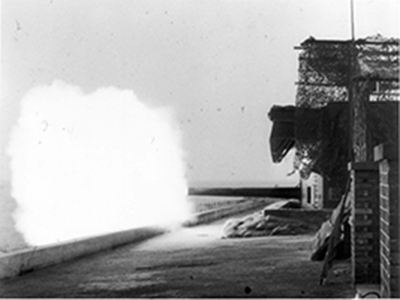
[350, 0, 356, 41]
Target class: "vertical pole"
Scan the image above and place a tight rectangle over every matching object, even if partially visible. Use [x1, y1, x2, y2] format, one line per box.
[349, 0, 356, 164]
[350, 0, 356, 41]
[348, 2, 356, 284]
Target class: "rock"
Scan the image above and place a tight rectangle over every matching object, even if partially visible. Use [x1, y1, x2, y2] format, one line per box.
[263, 199, 301, 212]
[222, 211, 312, 238]
[284, 199, 301, 208]
[222, 219, 242, 238]
[270, 224, 291, 235]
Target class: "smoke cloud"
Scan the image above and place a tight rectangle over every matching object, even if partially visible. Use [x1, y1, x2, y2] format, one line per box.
[7, 80, 192, 246]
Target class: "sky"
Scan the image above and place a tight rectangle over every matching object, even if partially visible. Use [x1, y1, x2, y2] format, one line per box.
[1, 0, 399, 187]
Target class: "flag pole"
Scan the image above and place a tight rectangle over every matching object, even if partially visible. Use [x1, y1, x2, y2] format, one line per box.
[319, 0, 356, 285]
[350, 0, 355, 41]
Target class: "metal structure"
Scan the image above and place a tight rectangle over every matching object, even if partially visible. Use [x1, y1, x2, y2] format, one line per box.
[293, 35, 399, 174]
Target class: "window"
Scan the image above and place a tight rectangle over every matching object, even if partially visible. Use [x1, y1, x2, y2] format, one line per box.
[307, 186, 312, 204]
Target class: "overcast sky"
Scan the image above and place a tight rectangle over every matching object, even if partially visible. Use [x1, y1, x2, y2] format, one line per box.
[1, 0, 399, 186]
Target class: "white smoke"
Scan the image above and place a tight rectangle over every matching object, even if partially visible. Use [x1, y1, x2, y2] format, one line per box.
[7, 80, 192, 246]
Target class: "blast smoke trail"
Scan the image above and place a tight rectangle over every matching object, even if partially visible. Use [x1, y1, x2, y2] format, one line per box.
[7, 80, 192, 246]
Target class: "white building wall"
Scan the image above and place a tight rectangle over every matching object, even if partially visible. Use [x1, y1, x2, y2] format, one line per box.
[301, 172, 323, 209]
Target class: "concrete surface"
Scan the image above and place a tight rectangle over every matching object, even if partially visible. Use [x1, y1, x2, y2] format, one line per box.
[0, 197, 272, 280]
[0, 210, 356, 298]
[0, 227, 164, 279]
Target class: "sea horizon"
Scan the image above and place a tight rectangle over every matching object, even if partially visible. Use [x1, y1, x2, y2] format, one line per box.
[188, 180, 299, 189]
